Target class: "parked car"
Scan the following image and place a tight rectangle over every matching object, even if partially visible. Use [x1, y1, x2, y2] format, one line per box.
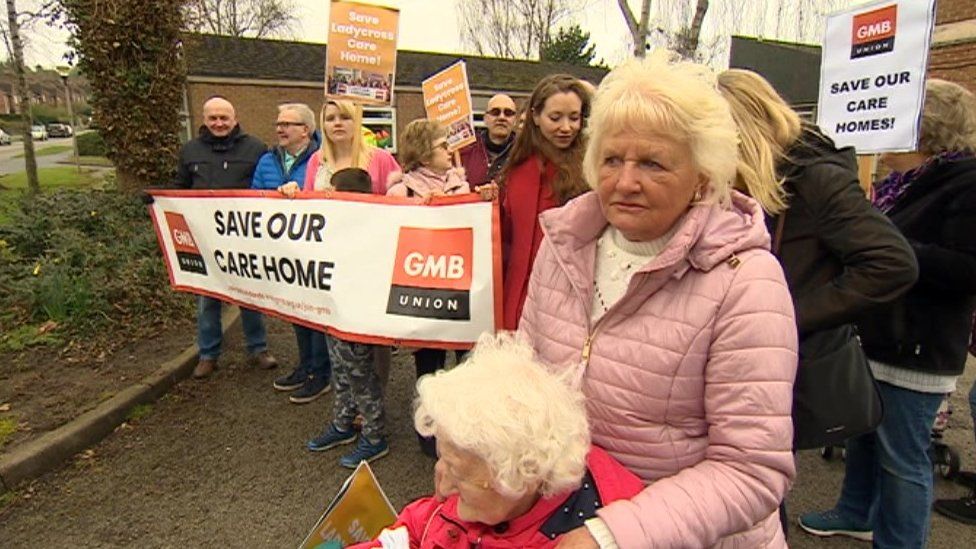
[0, 128, 10, 145]
[46, 123, 73, 138]
[30, 125, 48, 141]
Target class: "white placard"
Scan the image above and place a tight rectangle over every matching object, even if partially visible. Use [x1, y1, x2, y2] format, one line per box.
[817, 0, 936, 153]
[148, 190, 500, 349]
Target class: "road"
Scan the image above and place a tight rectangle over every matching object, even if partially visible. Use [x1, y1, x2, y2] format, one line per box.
[0, 318, 974, 547]
[0, 137, 81, 175]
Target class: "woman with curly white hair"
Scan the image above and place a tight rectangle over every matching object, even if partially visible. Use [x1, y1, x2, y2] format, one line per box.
[348, 333, 643, 548]
[517, 50, 798, 548]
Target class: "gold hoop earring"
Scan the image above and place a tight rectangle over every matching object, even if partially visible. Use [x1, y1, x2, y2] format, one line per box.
[692, 186, 704, 203]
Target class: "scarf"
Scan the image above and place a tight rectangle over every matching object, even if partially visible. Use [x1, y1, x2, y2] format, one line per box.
[873, 151, 973, 213]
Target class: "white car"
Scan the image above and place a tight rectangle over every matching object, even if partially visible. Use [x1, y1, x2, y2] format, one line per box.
[0, 128, 10, 145]
[30, 125, 48, 141]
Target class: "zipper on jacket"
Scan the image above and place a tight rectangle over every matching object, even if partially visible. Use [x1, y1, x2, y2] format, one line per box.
[581, 318, 607, 367]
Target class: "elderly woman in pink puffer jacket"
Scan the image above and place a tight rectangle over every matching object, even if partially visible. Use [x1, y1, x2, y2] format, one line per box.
[518, 51, 799, 548]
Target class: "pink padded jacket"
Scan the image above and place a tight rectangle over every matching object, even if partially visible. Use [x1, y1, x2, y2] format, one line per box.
[519, 191, 798, 548]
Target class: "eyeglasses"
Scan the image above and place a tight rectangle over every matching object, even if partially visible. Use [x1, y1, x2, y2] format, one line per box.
[433, 139, 449, 151]
[486, 108, 517, 117]
[275, 121, 306, 129]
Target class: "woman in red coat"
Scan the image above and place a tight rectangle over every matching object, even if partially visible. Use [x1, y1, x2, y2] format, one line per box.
[501, 74, 592, 329]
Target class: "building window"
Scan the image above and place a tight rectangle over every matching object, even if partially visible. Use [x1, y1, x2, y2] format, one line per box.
[473, 111, 486, 130]
[362, 106, 396, 152]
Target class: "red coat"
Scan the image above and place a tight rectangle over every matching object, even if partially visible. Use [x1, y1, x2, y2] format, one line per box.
[501, 155, 559, 330]
[348, 447, 643, 549]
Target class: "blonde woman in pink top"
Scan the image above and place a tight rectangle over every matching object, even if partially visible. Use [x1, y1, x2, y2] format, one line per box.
[304, 99, 400, 390]
[303, 100, 400, 194]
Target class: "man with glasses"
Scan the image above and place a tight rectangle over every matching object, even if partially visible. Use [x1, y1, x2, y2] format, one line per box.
[176, 95, 277, 380]
[460, 94, 518, 187]
[252, 103, 334, 405]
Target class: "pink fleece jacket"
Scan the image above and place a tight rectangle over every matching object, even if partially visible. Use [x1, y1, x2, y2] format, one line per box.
[519, 191, 798, 548]
[385, 166, 470, 198]
[303, 147, 401, 194]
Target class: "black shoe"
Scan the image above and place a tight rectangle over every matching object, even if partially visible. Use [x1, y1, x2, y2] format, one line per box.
[934, 492, 976, 525]
[273, 368, 307, 392]
[289, 374, 331, 404]
[956, 470, 976, 489]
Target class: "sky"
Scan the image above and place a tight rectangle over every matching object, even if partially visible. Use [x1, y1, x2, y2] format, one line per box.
[13, 0, 868, 69]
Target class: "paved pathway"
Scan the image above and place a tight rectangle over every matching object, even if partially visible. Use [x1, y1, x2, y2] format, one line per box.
[0, 318, 974, 547]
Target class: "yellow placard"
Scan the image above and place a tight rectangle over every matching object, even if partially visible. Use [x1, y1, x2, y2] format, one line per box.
[326, 1, 400, 105]
[299, 461, 397, 549]
[422, 61, 476, 151]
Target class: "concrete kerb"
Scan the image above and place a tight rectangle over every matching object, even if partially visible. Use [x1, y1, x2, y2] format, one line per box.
[0, 307, 241, 495]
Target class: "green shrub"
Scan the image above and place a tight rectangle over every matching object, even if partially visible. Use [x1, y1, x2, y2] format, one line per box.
[76, 131, 108, 157]
[0, 189, 193, 351]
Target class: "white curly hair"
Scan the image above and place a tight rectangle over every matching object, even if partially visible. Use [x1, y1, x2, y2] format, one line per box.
[414, 332, 590, 499]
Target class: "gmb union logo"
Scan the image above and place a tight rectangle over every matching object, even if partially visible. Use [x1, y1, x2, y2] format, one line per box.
[851, 4, 896, 59]
[386, 227, 472, 321]
[164, 211, 208, 275]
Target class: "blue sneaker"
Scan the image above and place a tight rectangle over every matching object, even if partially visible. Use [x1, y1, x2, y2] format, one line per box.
[798, 509, 873, 542]
[307, 424, 357, 452]
[339, 437, 389, 469]
[289, 374, 331, 404]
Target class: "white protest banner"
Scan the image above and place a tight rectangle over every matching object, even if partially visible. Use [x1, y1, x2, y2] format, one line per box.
[422, 61, 476, 151]
[326, 0, 399, 105]
[147, 190, 501, 349]
[817, 0, 936, 153]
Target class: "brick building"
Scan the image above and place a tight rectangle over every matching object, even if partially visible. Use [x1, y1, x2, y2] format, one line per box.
[930, 0, 976, 92]
[182, 34, 607, 150]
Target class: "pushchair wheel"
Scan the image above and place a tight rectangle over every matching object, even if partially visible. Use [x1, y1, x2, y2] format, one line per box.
[820, 446, 834, 460]
[932, 444, 961, 480]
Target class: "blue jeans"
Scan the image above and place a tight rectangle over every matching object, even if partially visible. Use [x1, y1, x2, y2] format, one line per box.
[197, 296, 267, 360]
[835, 381, 944, 548]
[293, 324, 331, 380]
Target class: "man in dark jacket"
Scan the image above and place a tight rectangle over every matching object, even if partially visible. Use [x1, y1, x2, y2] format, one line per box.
[459, 94, 517, 187]
[176, 96, 277, 379]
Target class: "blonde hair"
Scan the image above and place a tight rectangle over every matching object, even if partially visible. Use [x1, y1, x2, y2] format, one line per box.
[584, 50, 739, 208]
[717, 69, 801, 215]
[398, 119, 447, 172]
[320, 100, 375, 170]
[414, 332, 590, 499]
[919, 79, 976, 155]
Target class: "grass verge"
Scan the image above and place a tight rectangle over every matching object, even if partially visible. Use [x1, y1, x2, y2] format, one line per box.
[0, 417, 17, 447]
[14, 145, 72, 158]
[0, 167, 110, 225]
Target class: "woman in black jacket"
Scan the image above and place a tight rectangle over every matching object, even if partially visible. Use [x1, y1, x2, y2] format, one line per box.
[719, 69, 918, 449]
[719, 69, 920, 541]
[803, 79, 976, 546]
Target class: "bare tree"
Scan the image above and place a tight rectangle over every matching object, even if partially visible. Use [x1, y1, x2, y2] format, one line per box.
[618, 0, 709, 59]
[617, 0, 650, 57]
[457, 0, 582, 60]
[5, 0, 38, 194]
[618, 0, 858, 64]
[184, 0, 297, 38]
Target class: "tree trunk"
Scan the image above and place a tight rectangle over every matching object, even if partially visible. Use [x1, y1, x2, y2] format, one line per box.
[6, 0, 39, 195]
[684, 0, 710, 57]
[114, 165, 142, 193]
[635, 0, 651, 57]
